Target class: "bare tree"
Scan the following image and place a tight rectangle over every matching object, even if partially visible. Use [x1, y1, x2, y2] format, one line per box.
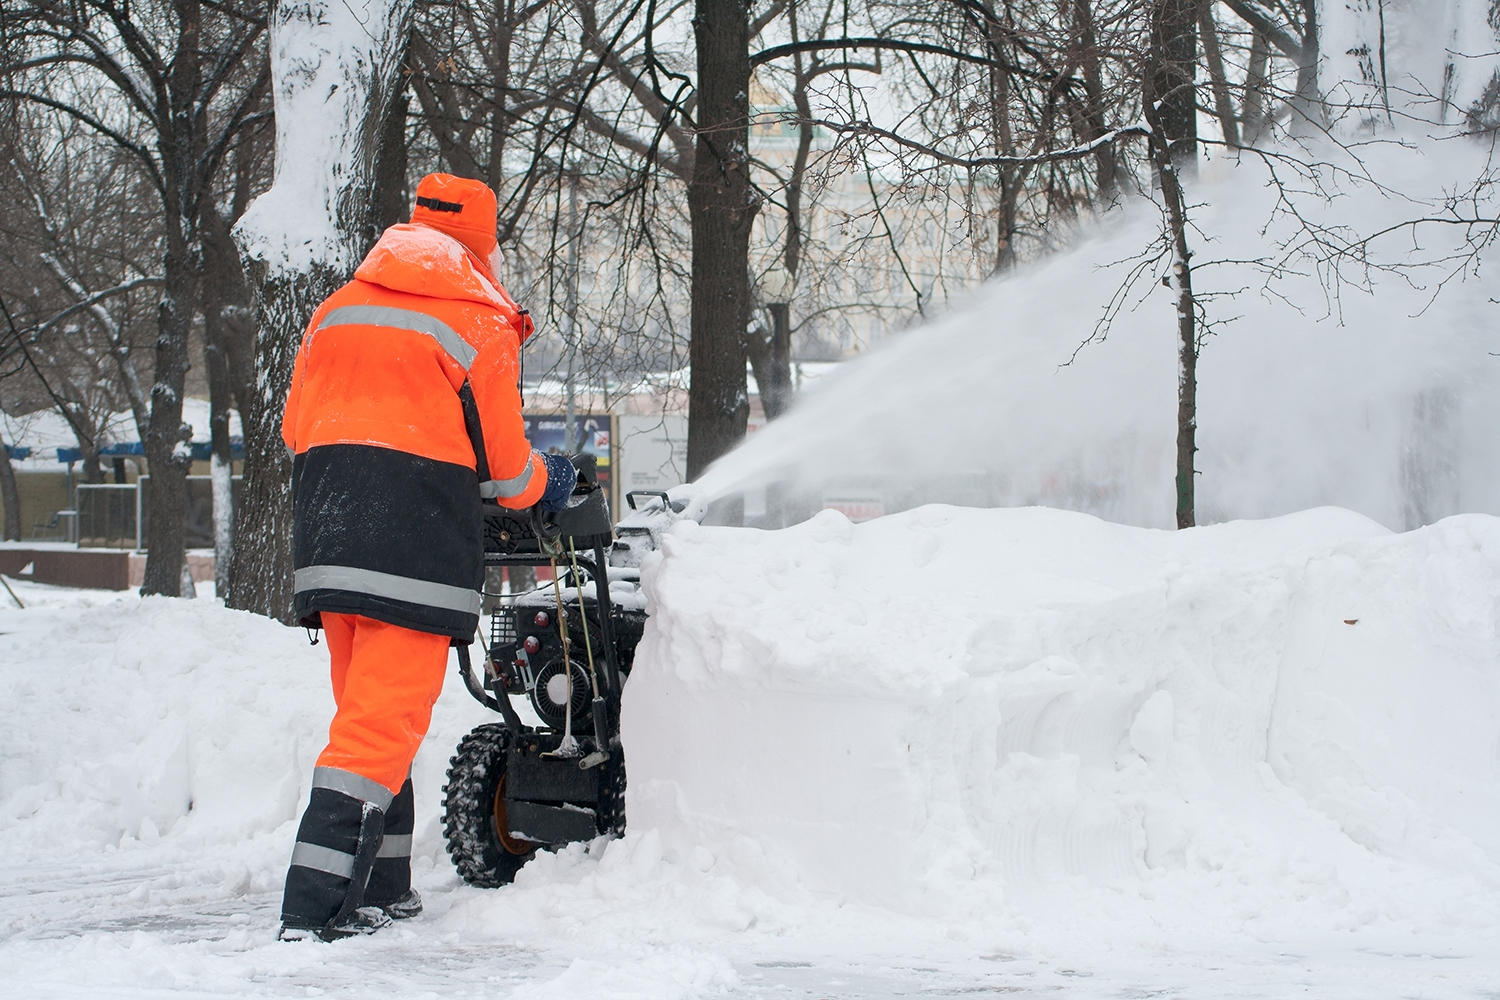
[1149, 0, 1198, 171]
[0, 119, 162, 484]
[1197, 0, 1239, 147]
[683, 0, 760, 478]
[1142, 10, 1200, 527]
[1218, 1, 1318, 131]
[201, 107, 270, 598]
[747, 1, 1208, 523]
[3, 0, 269, 594]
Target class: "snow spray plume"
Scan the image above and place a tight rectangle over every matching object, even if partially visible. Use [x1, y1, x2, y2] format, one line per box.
[689, 145, 1500, 532]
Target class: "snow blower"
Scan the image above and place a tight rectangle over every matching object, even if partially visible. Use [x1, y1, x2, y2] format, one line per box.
[442, 456, 688, 886]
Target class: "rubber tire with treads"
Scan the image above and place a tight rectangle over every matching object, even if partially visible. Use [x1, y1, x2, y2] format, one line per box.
[597, 756, 627, 837]
[442, 723, 535, 887]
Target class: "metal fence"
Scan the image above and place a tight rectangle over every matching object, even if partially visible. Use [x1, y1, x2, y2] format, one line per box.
[74, 475, 241, 550]
[75, 484, 139, 548]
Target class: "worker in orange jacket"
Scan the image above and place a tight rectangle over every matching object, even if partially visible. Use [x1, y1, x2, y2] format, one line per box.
[277, 174, 577, 941]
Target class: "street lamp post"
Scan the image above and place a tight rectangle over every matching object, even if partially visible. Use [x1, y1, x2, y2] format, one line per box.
[758, 264, 795, 419]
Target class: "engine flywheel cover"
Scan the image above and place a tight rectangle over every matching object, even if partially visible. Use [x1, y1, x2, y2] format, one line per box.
[528, 658, 592, 728]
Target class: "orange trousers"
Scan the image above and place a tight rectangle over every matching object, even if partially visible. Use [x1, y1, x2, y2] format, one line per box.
[315, 612, 451, 795]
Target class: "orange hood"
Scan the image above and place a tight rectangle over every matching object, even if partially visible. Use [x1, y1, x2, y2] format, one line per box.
[354, 224, 534, 341]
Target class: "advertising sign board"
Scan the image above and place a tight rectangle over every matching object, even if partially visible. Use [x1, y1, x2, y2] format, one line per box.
[822, 495, 885, 523]
[617, 415, 688, 494]
[522, 414, 614, 509]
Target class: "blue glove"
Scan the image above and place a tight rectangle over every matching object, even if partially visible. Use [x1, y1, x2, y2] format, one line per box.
[538, 452, 578, 512]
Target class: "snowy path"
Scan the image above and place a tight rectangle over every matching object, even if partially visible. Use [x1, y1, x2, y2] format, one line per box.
[1, 782, 1494, 998]
[3, 850, 1492, 1000]
[1, 845, 1496, 1000]
[0, 849, 1031, 998]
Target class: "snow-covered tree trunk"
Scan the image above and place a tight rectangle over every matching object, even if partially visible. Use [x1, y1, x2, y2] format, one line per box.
[1145, 9, 1200, 529]
[138, 222, 197, 597]
[230, 0, 413, 621]
[138, 0, 207, 598]
[0, 439, 21, 541]
[1289, 0, 1320, 131]
[205, 310, 236, 599]
[202, 205, 251, 603]
[1149, 0, 1198, 170]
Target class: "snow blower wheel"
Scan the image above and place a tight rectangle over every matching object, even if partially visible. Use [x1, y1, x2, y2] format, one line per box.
[450, 463, 671, 888]
[442, 723, 537, 887]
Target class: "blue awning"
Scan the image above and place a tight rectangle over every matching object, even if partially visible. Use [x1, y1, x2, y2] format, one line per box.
[55, 439, 244, 464]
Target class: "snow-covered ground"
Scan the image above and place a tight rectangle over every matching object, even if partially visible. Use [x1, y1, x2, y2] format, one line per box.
[2, 504, 1497, 997]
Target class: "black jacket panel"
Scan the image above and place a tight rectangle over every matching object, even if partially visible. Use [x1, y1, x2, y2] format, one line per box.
[293, 443, 482, 640]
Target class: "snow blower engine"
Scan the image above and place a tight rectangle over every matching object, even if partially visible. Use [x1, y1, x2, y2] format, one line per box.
[441, 455, 687, 887]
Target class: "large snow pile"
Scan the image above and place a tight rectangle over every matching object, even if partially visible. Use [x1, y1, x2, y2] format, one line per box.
[625, 505, 1500, 946]
[2, 510, 1499, 996]
[0, 596, 328, 871]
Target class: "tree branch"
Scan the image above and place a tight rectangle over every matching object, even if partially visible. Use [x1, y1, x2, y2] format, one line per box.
[1218, 0, 1304, 61]
[34, 273, 164, 338]
[0, 90, 165, 192]
[812, 117, 1149, 168]
[753, 36, 1005, 70]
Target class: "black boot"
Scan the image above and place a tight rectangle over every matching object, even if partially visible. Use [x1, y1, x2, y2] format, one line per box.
[365, 777, 423, 919]
[280, 767, 394, 941]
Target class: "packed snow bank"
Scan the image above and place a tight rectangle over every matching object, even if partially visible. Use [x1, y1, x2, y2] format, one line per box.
[0, 597, 328, 856]
[2, 517, 1499, 997]
[0, 592, 499, 875]
[624, 506, 1500, 942]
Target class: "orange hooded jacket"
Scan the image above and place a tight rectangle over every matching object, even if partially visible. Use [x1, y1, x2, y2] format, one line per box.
[282, 175, 544, 639]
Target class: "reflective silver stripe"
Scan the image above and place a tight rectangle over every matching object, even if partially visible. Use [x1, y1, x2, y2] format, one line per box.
[318, 304, 478, 371]
[290, 841, 356, 879]
[481, 451, 538, 500]
[312, 765, 396, 811]
[377, 834, 412, 859]
[295, 565, 481, 617]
